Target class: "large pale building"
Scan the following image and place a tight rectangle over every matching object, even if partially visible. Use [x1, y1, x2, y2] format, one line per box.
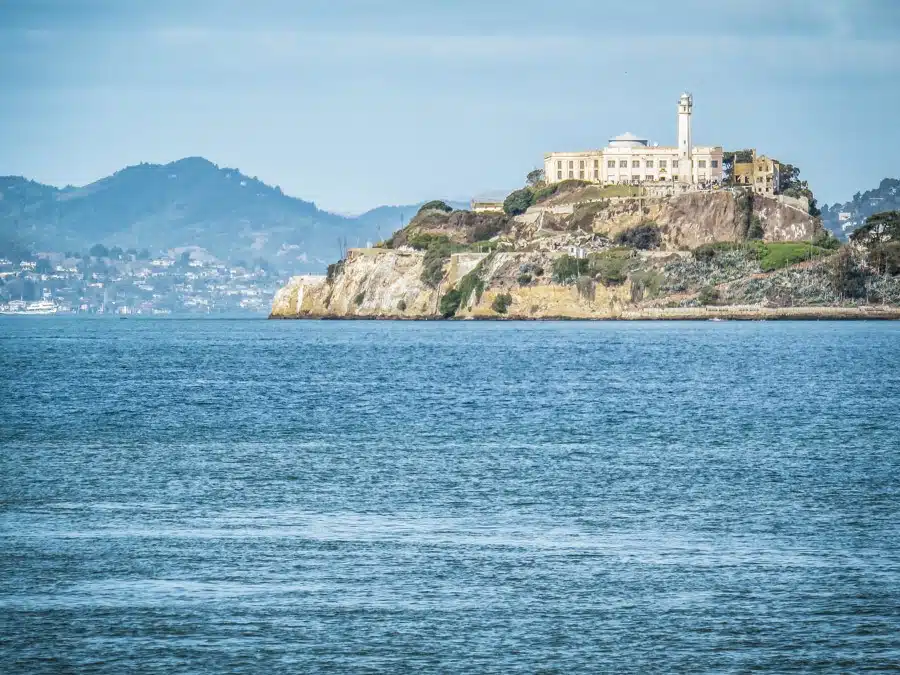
[543, 93, 724, 188]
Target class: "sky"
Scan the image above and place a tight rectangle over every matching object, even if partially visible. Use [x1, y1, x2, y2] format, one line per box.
[1, 0, 898, 214]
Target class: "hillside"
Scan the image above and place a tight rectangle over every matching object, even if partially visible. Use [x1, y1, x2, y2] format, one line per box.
[821, 178, 900, 240]
[269, 187, 900, 320]
[0, 159, 462, 273]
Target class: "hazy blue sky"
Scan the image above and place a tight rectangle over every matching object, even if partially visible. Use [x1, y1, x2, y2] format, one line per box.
[1, 0, 898, 213]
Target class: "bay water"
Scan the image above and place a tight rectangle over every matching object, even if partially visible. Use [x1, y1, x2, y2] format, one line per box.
[1, 318, 899, 672]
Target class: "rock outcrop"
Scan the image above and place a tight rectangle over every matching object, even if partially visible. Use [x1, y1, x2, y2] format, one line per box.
[270, 188, 900, 320]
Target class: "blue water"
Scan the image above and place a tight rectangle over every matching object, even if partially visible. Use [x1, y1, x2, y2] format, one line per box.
[1, 318, 899, 673]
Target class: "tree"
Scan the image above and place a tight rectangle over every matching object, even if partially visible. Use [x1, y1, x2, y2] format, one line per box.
[418, 200, 453, 214]
[89, 243, 109, 258]
[526, 169, 546, 188]
[503, 188, 534, 216]
[830, 247, 866, 299]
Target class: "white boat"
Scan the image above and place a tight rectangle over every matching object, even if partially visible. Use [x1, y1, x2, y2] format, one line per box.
[0, 300, 59, 315]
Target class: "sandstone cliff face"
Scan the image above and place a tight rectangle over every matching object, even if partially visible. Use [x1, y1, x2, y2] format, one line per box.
[270, 190, 835, 320]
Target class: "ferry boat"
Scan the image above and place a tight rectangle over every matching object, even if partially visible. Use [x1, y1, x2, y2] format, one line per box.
[0, 300, 59, 315]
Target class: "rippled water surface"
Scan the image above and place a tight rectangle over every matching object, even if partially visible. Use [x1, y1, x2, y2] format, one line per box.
[1, 318, 899, 672]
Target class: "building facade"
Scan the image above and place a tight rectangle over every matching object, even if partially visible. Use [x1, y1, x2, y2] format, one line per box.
[733, 151, 780, 196]
[543, 93, 724, 188]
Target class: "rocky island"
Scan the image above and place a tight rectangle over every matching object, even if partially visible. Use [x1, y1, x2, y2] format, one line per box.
[269, 184, 900, 321]
[271, 93, 900, 321]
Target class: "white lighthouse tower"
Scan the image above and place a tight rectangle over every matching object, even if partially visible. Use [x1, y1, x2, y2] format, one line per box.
[677, 92, 693, 183]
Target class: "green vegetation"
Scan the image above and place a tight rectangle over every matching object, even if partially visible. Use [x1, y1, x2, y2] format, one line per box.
[417, 200, 453, 214]
[439, 289, 461, 317]
[491, 292, 513, 314]
[457, 267, 486, 307]
[503, 188, 535, 216]
[517, 273, 532, 286]
[735, 189, 753, 238]
[588, 249, 630, 286]
[757, 242, 831, 272]
[407, 232, 450, 251]
[830, 247, 866, 299]
[326, 260, 344, 283]
[552, 254, 589, 284]
[397, 299, 407, 311]
[692, 240, 834, 272]
[531, 179, 592, 205]
[353, 291, 365, 306]
[614, 223, 661, 250]
[811, 230, 841, 251]
[525, 169, 545, 188]
[746, 215, 764, 240]
[698, 286, 720, 305]
[850, 211, 900, 277]
[692, 241, 747, 262]
[630, 269, 663, 301]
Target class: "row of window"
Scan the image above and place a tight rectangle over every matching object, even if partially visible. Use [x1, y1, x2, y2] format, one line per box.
[556, 158, 718, 171]
[554, 172, 712, 183]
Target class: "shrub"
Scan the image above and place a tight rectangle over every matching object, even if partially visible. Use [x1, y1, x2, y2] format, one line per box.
[439, 289, 461, 317]
[492, 292, 512, 314]
[408, 232, 450, 251]
[698, 286, 720, 305]
[871, 241, 900, 276]
[692, 242, 747, 262]
[457, 268, 486, 306]
[397, 299, 407, 311]
[588, 250, 630, 286]
[517, 273, 532, 286]
[418, 200, 453, 214]
[811, 229, 841, 250]
[470, 217, 507, 242]
[614, 223, 662, 250]
[421, 247, 449, 287]
[326, 260, 344, 283]
[503, 188, 535, 216]
[831, 247, 866, 298]
[353, 291, 365, 306]
[552, 254, 589, 284]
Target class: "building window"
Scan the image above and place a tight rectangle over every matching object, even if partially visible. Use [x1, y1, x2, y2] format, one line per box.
[607, 160, 615, 168]
[593, 169, 599, 179]
[659, 160, 667, 168]
[757, 176, 763, 183]
[579, 170, 584, 179]
[557, 171, 562, 180]
[645, 160, 654, 168]
[632, 160, 640, 168]
[672, 175, 679, 181]
[557, 161, 562, 170]
[569, 171, 574, 179]
[579, 160, 585, 169]
[672, 160, 679, 168]
[593, 159, 599, 168]
[711, 160, 718, 168]
[619, 160, 627, 168]
[568, 161, 573, 169]
[646, 175, 653, 182]
[698, 160, 707, 168]
[632, 174, 640, 182]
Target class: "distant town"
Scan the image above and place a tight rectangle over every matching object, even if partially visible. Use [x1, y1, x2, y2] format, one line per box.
[0, 246, 283, 315]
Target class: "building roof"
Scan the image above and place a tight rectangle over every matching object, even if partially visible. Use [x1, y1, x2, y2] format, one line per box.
[608, 132, 649, 148]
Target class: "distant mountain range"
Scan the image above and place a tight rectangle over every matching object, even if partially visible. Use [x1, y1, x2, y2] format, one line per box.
[0, 157, 466, 272]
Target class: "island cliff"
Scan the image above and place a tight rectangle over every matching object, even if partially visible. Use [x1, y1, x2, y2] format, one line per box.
[270, 187, 900, 320]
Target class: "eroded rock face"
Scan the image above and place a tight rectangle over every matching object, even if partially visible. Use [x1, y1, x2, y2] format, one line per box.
[269, 190, 829, 320]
